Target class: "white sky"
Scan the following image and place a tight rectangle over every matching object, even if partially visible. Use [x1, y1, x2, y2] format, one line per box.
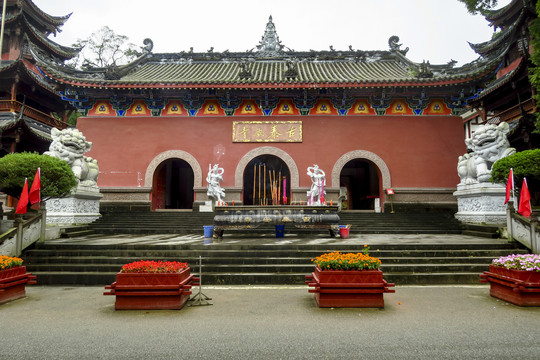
[34, 0, 512, 66]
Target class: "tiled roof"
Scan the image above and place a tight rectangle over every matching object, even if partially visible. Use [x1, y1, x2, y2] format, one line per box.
[31, 17, 503, 91]
[468, 9, 525, 56]
[35, 49, 503, 90]
[23, 0, 72, 34]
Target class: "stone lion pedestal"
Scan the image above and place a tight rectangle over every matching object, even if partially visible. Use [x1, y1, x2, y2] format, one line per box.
[453, 183, 507, 225]
[46, 185, 103, 225]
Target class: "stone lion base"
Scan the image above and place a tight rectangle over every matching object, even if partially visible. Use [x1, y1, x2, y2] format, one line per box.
[46, 186, 103, 225]
[453, 183, 507, 225]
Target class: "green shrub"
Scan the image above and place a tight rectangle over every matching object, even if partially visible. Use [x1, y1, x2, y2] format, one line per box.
[0, 152, 78, 200]
[491, 149, 540, 184]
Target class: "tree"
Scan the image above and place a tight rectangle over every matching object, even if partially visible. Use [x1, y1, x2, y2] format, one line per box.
[0, 152, 78, 201]
[68, 26, 138, 69]
[458, 0, 500, 15]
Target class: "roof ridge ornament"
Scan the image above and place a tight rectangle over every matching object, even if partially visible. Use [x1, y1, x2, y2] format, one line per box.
[388, 36, 409, 55]
[256, 15, 285, 57]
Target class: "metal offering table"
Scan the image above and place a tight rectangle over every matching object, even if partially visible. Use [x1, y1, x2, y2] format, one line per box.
[212, 205, 340, 239]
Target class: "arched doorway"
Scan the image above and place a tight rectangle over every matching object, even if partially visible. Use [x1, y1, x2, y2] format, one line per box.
[243, 155, 291, 205]
[339, 159, 380, 210]
[152, 159, 194, 210]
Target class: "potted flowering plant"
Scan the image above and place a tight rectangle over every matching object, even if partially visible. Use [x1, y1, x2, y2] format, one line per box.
[305, 246, 395, 308]
[104, 260, 197, 310]
[0, 255, 36, 305]
[480, 254, 540, 306]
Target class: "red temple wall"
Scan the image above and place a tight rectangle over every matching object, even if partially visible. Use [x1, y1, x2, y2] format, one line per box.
[76, 115, 465, 189]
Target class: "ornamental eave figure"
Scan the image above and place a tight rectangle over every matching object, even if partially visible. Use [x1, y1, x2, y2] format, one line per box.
[307, 164, 326, 206]
[207, 164, 225, 204]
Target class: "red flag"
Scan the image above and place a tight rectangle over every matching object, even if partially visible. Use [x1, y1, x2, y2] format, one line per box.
[15, 178, 29, 214]
[29, 167, 41, 204]
[518, 178, 532, 218]
[504, 168, 514, 205]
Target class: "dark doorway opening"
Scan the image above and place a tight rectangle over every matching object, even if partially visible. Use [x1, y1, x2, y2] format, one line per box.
[243, 155, 291, 205]
[339, 159, 380, 210]
[152, 159, 194, 210]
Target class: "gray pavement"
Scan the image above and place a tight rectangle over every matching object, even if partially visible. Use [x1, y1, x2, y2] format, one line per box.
[1, 284, 539, 359]
[43, 232, 514, 246]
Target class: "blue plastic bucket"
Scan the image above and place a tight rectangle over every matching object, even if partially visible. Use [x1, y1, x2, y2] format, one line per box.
[275, 224, 285, 238]
[203, 226, 214, 238]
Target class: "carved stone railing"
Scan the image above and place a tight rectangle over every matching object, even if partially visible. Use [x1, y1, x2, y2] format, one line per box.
[0, 212, 46, 257]
[0, 100, 68, 129]
[506, 202, 539, 254]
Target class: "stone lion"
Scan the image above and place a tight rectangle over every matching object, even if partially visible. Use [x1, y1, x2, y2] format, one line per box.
[45, 128, 99, 187]
[457, 122, 515, 185]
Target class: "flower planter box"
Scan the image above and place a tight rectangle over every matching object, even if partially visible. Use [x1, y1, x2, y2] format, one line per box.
[305, 266, 395, 308]
[0, 266, 37, 305]
[104, 267, 198, 310]
[480, 265, 540, 306]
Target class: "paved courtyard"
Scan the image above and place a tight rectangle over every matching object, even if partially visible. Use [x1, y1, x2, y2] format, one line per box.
[43, 232, 513, 247]
[1, 284, 539, 359]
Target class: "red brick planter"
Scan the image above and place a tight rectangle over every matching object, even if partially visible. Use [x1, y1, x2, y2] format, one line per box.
[0, 266, 37, 305]
[480, 265, 540, 306]
[104, 267, 198, 310]
[305, 266, 395, 308]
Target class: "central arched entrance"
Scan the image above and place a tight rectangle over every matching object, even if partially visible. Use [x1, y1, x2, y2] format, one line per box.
[339, 159, 380, 210]
[243, 154, 291, 205]
[152, 159, 194, 210]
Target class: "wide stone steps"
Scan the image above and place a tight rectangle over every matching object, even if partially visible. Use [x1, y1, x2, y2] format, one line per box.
[23, 242, 527, 286]
[81, 211, 464, 235]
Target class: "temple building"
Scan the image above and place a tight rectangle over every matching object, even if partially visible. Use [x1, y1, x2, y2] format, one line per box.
[5, 0, 537, 214]
[0, 0, 73, 157]
[463, 0, 539, 150]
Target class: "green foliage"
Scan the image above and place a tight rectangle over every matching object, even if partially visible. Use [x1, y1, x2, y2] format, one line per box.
[457, 0, 499, 15]
[491, 149, 540, 183]
[68, 26, 138, 69]
[0, 152, 78, 200]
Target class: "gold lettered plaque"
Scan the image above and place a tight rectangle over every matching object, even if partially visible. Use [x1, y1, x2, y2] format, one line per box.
[232, 121, 302, 143]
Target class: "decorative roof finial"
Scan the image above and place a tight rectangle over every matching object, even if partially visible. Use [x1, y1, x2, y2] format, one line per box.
[256, 15, 285, 57]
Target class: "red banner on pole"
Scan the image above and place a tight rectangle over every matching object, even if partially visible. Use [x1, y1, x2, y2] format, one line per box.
[29, 167, 41, 204]
[15, 178, 29, 214]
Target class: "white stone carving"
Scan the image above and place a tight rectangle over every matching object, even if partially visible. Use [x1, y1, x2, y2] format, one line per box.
[307, 165, 326, 205]
[207, 164, 225, 204]
[454, 183, 507, 224]
[45, 188, 102, 225]
[457, 122, 516, 185]
[45, 128, 99, 188]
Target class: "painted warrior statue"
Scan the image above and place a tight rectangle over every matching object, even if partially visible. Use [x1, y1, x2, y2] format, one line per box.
[207, 164, 225, 204]
[307, 165, 326, 205]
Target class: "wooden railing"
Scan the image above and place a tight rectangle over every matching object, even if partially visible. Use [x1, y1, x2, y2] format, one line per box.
[0, 100, 68, 129]
[493, 98, 535, 123]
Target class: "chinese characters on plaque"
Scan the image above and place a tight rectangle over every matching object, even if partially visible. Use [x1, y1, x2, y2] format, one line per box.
[232, 121, 302, 143]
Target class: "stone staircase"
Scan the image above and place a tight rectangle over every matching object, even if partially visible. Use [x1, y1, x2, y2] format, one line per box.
[74, 211, 464, 236]
[22, 241, 528, 286]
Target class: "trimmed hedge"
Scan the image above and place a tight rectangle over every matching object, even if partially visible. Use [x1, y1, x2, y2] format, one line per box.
[0, 152, 77, 200]
[491, 149, 540, 184]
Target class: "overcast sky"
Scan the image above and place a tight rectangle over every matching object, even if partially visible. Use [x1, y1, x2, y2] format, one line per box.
[34, 0, 512, 66]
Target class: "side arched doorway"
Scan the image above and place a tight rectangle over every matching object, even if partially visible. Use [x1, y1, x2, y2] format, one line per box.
[242, 155, 291, 205]
[152, 159, 194, 210]
[339, 159, 380, 210]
